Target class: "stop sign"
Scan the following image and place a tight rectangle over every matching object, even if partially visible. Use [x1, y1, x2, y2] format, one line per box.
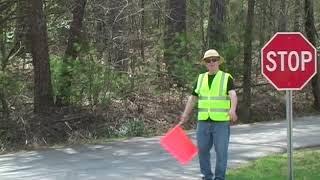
[261, 32, 317, 90]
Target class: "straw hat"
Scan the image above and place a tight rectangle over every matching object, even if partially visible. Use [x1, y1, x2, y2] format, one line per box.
[202, 49, 224, 64]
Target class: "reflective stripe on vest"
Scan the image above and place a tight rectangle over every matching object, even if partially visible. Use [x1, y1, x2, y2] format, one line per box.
[196, 71, 231, 121]
[198, 96, 230, 100]
[198, 108, 229, 112]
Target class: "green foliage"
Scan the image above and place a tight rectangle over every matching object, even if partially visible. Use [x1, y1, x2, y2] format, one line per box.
[50, 55, 63, 96]
[220, 43, 242, 77]
[0, 71, 9, 88]
[0, 70, 25, 101]
[98, 126, 118, 139]
[50, 52, 132, 106]
[172, 58, 203, 89]
[73, 42, 81, 52]
[163, 31, 207, 88]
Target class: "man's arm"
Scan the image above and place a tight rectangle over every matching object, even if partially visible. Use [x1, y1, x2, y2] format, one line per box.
[228, 90, 238, 122]
[179, 95, 198, 125]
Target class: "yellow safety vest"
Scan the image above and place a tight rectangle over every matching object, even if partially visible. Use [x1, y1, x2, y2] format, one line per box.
[195, 71, 231, 121]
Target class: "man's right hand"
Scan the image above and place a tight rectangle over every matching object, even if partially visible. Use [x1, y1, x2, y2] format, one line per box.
[178, 115, 188, 126]
[177, 95, 196, 126]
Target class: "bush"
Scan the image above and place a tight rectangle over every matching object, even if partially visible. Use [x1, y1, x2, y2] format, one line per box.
[117, 118, 146, 137]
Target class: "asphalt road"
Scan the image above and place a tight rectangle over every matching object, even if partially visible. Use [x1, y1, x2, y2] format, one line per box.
[0, 116, 319, 180]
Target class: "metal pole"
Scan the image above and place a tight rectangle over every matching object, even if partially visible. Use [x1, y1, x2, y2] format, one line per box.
[286, 90, 293, 180]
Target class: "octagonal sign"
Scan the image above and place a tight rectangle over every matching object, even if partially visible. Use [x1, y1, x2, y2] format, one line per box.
[261, 32, 317, 90]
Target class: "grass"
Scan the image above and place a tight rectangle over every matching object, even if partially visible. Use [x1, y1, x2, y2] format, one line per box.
[227, 149, 320, 180]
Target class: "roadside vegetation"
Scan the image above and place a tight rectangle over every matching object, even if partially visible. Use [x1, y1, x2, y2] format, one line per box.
[227, 148, 320, 180]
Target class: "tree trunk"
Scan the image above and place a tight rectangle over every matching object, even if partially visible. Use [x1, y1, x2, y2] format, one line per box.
[242, 0, 255, 122]
[278, 0, 287, 32]
[152, 0, 162, 29]
[304, 0, 320, 111]
[207, 0, 225, 49]
[163, 0, 186, 85]
[140, 0, 145, 62]
[57, 0, 86, 105]
[0, 28, 9, 118]
[94, 0, 107, 58]
[200, 0, 206, 52]
[14, 0, 30, 56]
[0, 88, 9, 119]
[293, 0, 301, 31]
[94, 0, 129, 70]
[29, 0, 54, 113]
[64, 0, 86, 60]
[258, 0, 267, 47]
[110, 0, 129, 70]
[267, 0, 277, 38]
[0, 26, 6, 70]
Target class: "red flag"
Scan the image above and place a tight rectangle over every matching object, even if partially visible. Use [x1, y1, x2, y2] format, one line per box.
[160, 125, 198, 165]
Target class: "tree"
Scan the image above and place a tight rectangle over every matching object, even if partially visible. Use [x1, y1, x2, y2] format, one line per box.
[0, 29, 9, 119]
[29, 0, 54, 113]
[256, 0, 267, 47]
[163, 0, 186, 85]
[199, 0, 206, 53]
[207, 0, 225, 49]
[0, 28, 22, 119]
[242, 0, 255, 122]
[0, 0, 16, 27]
[293, 0, 301, 31]
[57, 0, 87, 105]
[304, 0, 320, 110]
[267, 0, 277, 38]
[140, 0, 145, 62]
[108, 0, 129, 70]
[278, 0, 287, 32]
[14, 0, 30, 56]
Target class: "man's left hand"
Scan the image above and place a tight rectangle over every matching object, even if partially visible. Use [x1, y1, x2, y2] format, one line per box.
[229, 110, 238, 124]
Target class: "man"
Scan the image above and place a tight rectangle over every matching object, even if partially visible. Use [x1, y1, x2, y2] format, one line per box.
[179, 49, 238, 180]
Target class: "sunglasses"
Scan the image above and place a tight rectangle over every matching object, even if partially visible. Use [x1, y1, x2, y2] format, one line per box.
[204, 58, 219, 63]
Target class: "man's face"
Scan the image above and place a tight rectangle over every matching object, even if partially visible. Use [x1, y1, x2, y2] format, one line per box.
[204, 57, 220, 71]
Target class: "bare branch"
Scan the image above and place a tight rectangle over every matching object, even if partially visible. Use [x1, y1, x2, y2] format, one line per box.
[113, 0, 129, 25]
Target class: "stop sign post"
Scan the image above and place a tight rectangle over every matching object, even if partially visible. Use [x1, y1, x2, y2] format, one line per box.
[261, 32, 317, 180]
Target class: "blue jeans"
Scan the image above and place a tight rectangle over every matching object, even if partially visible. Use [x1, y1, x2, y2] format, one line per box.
[196, 121, 230, 180]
